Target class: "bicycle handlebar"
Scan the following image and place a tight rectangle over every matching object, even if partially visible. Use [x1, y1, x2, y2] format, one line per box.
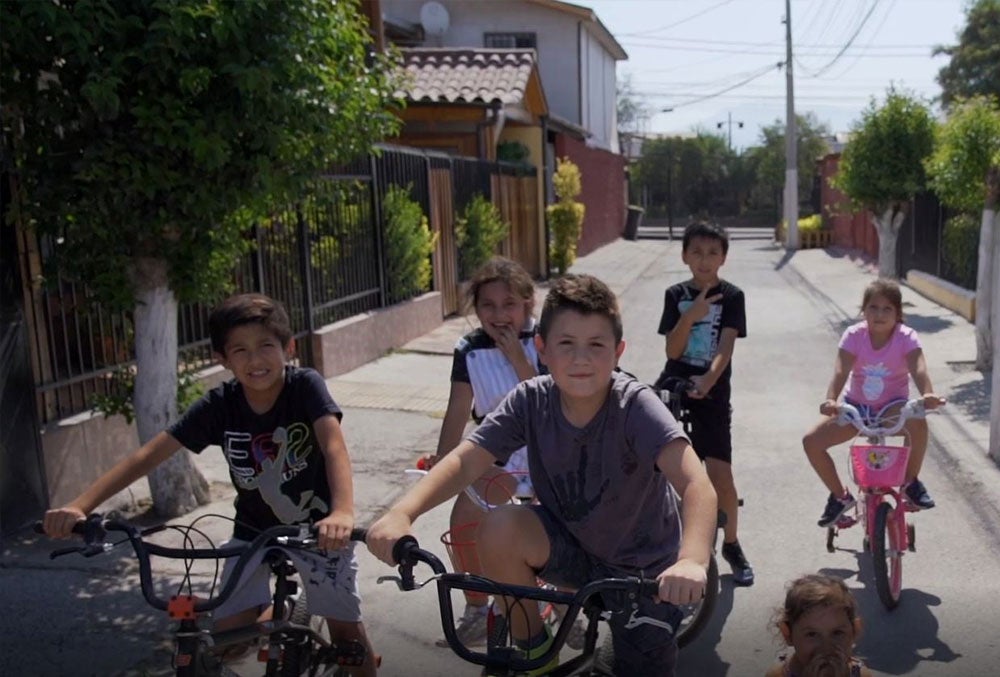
[34, 515, 368, 613]
[836, 398, 926, 437]
[384, 534, 667, 673]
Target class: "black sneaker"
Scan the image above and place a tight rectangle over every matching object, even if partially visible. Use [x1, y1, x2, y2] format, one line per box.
[721, 541, 755, 586]
[904, 478, 935, 509]
[817, 491, 856, 528]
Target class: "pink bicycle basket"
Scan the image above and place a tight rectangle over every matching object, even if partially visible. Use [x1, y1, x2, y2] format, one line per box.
[850, 444, 910, 488]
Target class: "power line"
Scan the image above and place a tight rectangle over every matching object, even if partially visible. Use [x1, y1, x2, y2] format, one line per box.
[619, 0, 737, 37]
[801, 0, 885, 78]
[659, 62, 782, 109]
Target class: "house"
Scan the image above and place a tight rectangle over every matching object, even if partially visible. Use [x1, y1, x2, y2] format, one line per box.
[381, 0, 630, 256]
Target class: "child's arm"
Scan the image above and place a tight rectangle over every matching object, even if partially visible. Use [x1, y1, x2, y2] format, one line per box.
[367, 441, 497, 565]
[821, 349, 856, 415]
[906, 348, 946, 409]
[689, 326, 737, 398]
[665, 286, 722, 360]
[430, 382, 474, 464]
[42, 431, 183, 538]
[654, 438, 718, 604]
[313, 414, 356, 551]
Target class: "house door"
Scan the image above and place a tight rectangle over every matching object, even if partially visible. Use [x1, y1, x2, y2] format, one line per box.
[0, 173, 48, 538]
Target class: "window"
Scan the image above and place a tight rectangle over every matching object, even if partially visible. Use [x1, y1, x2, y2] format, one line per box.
[484, 32, 537, 49]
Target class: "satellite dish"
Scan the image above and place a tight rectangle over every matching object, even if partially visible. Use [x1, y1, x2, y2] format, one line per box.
[420, 1, 450, 37]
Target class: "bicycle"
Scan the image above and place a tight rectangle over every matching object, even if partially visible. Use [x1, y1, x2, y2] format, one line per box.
[823, 398, 928, 610]
[375, 533, 682, 676]
[34, 514, 371, 676]
[653, 376, 725, 646]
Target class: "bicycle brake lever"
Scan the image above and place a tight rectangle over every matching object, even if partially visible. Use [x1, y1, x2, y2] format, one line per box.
[376, 573, 435, 591]
[623, 609, 676, 636]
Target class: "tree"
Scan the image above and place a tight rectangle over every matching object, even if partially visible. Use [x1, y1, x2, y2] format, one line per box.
[832, 90, 935, 278]
[617, 74, 650, 135]
[926, 96, 1000, 371]
[1, 0, 401, 516]
[934, 0, 1000, 108]
[746, 113, 829, 218]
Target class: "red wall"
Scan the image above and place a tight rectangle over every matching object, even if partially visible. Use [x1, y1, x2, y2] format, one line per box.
[553, 135, 627, 257]
[818, 154, 878, 259]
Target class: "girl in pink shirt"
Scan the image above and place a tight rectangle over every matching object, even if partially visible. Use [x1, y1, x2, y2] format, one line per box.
[802, 279, 946, 528]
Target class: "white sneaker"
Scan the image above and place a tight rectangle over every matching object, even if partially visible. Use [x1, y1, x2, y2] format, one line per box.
[565, 617, 587, 651]
[436, 604, 489, 647]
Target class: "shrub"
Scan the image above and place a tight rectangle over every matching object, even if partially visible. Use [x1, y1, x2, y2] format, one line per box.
[382, 184, 437, 301]
[797, 214, 823, 233]
[941, 212, 980, 290]
[547, 158, 585, 274]
[456, 194, 509, 279]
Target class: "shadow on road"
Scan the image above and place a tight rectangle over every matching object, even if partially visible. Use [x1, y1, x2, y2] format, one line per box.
[903, 312, 954, 335]
[946, 371, 992, 424]
[676, 574, 737, 675]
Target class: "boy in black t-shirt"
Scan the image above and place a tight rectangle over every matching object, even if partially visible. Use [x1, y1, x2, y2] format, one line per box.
[43, 293, 377, 675]
[654, 220, 755, 586]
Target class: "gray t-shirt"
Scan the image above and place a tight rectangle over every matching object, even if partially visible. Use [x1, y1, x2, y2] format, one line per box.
[468, 370, 688, 573]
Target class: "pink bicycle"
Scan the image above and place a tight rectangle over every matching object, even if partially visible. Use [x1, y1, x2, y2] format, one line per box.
[825, 399, 928, 610]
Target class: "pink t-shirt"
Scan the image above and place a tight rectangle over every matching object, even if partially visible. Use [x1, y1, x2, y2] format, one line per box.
[839, 321, 921, 408]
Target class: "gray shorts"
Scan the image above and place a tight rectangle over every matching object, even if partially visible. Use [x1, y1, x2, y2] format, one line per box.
[530, 505, 680, 676]
[212, 540, 362, 622]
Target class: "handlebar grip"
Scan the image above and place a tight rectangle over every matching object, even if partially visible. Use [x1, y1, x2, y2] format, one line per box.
[33, 520, 88, 536]
[350, 527, 367, 543]
[391, 535, 419, 565]
[640, 578, 660, 598]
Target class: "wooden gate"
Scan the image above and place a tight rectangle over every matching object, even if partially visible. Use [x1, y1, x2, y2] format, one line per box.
[429, 167, 461, 316]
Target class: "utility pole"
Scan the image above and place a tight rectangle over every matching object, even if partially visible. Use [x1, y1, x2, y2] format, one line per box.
[783, 0, 799, 250]
[716, 112, 744, 151]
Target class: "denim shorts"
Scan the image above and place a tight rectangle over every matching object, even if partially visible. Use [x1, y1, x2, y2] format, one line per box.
[212, 540, 362, 622]
[530, 505, 681, 675]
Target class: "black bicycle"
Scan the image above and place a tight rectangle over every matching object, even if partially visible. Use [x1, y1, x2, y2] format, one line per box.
[653, 376, 725, 648]
[35, 514, 370, 676]
[376, 534, 681, 676]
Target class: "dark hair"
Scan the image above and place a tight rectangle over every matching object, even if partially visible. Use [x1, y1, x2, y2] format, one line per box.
[682, 220, 729, 256]
[208, 293, 293, 355]
[776, 574, 860, 632]
[861, 278, 903, 322]
[538, 274, 623, 342]
[465, 256, 535, 315]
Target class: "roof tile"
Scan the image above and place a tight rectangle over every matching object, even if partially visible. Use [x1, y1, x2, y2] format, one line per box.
[398, 48, 536, 105]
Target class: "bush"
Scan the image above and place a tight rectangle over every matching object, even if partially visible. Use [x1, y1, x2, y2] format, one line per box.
[797, 214, 823, 233]
[456, 194, 509, 279]
[941, 212, 980, 290]
[383, 185, 437, 301]
[547, 158, 585, 274]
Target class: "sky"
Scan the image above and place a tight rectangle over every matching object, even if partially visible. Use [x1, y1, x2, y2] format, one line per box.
[583, 0, 970, 152]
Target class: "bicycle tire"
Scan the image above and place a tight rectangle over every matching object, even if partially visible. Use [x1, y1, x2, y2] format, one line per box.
[871, 501, 902, 610]
[677, 554, 718, 649]
[278, 586, 312, 677]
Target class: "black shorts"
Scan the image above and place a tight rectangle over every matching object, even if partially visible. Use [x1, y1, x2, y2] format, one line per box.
[530, 505, 680, 676]
[685, 394, 733, 464]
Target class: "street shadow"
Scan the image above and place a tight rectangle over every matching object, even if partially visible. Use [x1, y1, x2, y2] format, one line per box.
[901, 312, 954, 335]
[946, 374, 992, 423]
[773, 248, 796, 271]
[675, 572, 736, 675]
[824, 551, 960, 674]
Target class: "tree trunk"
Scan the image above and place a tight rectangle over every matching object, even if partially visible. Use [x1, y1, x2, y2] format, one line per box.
[987, 168, 999, 463]
[975, 208, 996, 370]
[873, 204, 906, 278]
[131, 257, 210, 517]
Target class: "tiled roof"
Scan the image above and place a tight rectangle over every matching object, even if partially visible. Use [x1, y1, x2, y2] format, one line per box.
[399, 48, 536, 105]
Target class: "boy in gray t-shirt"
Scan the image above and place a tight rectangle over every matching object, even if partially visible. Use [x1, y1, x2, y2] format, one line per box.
[367, 274, 717, 676]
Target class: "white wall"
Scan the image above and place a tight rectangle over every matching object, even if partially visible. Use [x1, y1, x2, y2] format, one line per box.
[384, 0, 620, 151]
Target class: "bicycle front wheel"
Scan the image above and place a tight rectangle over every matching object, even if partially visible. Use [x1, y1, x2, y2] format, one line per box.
[677, 554, 719, 648]
[871, 501, 903, 610]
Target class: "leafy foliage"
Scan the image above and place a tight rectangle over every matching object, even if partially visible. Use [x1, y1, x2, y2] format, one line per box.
[941, 213, 981, 290]
[926, 96, 1000, 212]
[382, 185, 437, 301]
[617, 74, 651, 134]
[832, 90, 936, 212]
[92, 363, 205, 425]
[935, 0, 1000, 108]
[743, 113, 830, 214]
[456, 194, 509, 280]
[1, 0, 402, 310]
[547, 158, 585, 275]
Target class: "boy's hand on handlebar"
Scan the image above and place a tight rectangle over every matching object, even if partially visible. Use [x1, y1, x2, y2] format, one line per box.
[688, 374, 713, 399]
[315, 510, 354, 552]
[366, 510, 414, 565]
[655, 557, 707, 605]
[921, 393, 946, 410]
[42, 506, 86, 539]
[820, 399, 839, 416]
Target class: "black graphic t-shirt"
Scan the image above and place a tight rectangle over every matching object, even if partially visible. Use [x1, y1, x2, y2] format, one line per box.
[468, 371, 688, 573]
[169, 367, 342, 541]
[657, 280, 747, 393]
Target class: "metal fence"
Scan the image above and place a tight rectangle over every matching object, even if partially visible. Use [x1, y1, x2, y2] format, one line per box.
[19, 144, 540, 424]
[896, 191, 974, 289]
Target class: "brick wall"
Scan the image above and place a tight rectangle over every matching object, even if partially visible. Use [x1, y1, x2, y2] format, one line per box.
[819, 154, 878, 258]
[553, 135, 627, 257]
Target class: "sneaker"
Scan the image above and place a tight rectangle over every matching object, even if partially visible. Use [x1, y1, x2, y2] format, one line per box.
[818, 491, 857, 528]
[904, 478, 935, 509]
[565, 617, 587, 650]
[437, 604, 488, 648]
[721, 541, 755, 586]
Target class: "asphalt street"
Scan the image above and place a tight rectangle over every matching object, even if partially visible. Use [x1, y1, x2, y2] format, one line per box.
[3, 228, 999, 676]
